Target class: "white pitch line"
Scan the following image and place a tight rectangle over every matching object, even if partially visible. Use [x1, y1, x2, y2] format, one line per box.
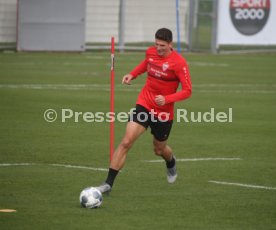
[143, 157, 241, 163]
[0, 163, 36, 166]
[209, 180, 276, 191]
[0, 163, 107, 172]
[189, 62, 229, 67]
[195, 89, 276, 94]
[0, 84, 275, 94]
[50, 164, 108, 171]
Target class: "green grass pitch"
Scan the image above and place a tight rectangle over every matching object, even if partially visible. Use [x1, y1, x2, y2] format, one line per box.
[0, 51, 275, 230]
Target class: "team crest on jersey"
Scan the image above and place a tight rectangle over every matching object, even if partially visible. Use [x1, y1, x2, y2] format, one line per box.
[162, 62, 169, 71]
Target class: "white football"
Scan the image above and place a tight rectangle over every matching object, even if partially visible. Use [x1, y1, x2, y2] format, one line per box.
[79, 187, 103, 208]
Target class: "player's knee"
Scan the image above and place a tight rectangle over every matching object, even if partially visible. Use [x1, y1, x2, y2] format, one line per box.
[154, 145, 164, 156]
[120, 137, 133, 150]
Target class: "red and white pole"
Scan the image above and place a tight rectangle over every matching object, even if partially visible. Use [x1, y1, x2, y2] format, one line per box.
[110, 37, 115, 161]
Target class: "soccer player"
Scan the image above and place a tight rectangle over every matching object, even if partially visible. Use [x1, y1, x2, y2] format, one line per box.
[97, 28, 192, 194]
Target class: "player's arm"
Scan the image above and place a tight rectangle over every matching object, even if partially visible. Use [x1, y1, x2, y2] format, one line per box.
[129, 59, 147, 79]
[122, 59, 147, 85]
[164, 64, 192, 104]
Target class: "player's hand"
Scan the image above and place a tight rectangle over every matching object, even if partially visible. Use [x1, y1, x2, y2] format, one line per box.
[122, 74, 133, 85]
[155, 95, 166, 106]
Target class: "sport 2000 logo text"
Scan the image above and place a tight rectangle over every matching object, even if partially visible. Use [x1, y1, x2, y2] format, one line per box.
[230, 0, 270, 35]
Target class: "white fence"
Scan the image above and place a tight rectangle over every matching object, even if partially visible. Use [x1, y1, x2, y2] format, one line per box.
[0, 0, 189, 48]
[86, 0, 189, 44]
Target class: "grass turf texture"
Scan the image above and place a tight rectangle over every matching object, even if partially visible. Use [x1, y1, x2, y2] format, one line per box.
[0, 51, 275, 230]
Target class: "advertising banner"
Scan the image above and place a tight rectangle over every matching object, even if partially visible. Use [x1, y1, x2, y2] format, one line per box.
[217, 0, 276, 45]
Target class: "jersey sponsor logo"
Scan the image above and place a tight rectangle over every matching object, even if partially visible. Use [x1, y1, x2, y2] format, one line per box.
[147, 62, 178, 81]
[149, 66, 167, 78]
[230, 0, 270, 36]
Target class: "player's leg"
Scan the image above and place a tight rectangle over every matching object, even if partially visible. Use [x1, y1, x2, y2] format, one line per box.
[153, 138, 173, 162]
[97, 104, 150, 193]
[110, 121, 146, 170]
[97, 121, 146, 194]
[153, 138, 177, 183]
[151, 118, 173, 161]
[150, 119, 177, 183]
[97, 121, 145, 193]
[110, 104, 150, 171]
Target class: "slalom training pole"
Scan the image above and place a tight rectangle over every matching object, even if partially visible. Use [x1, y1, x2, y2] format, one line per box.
[110, 37, 115, 161]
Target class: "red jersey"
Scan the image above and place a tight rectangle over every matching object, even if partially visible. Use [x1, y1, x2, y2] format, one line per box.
[130, 46, 192, 120]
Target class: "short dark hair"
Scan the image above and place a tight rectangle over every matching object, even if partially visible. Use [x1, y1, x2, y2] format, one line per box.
[155, 28, 173, 43]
